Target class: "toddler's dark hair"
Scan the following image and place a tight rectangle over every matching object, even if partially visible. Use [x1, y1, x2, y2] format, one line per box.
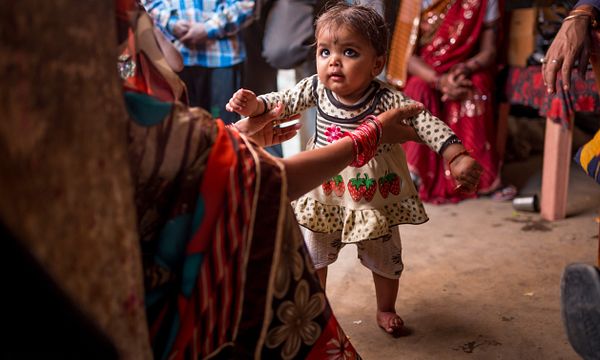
[315, 2, 389, 56]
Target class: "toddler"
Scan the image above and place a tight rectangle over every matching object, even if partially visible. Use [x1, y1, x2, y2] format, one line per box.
[227, 3, 482, 335]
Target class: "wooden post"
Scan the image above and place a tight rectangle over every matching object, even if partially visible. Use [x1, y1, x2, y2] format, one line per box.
[540, 116, 574, 221]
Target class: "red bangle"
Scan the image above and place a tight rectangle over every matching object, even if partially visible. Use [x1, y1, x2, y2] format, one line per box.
[342, 115, 382, 167]
[448, 149, 470, 166]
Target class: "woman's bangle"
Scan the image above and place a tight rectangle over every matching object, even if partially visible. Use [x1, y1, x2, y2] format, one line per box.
[569, 8, 596, 17]
[448, 149, 470, 166]
[342, 115, 382, 167]
[564, 9, 599, 28]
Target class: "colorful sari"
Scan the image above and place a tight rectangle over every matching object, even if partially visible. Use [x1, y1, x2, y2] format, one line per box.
[118, 1, 361, 358]
[576, 30, 600, 186]
[389, 0, 500, 204]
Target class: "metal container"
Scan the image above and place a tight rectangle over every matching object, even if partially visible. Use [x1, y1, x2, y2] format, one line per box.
[512, 194, 539, 212]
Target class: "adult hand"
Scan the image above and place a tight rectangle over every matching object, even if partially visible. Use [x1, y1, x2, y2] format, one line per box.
[378, 102, 424, 144]
[438, 72, 472, 101]
[449, 62, 472, 79]
[172, 20, 190, 39]
[179, 22, 208, 48]
[542, 14, 591, 94]
[234, 103, 301, 147]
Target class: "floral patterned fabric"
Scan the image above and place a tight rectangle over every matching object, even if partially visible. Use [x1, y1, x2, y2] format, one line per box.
[505, 65, 600, 127]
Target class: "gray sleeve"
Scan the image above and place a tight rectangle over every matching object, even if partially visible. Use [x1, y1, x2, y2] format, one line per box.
[261, 0, 317, 69]
[354, 0, 384, 16]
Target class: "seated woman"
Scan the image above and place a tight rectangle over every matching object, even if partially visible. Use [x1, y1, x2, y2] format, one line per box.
[387, 0, 503, 204]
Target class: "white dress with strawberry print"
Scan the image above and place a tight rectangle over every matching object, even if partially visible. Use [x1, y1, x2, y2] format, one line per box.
[260, 75, 455, 243]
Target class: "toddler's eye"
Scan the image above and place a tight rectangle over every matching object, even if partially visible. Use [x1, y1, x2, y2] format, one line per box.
[344, 49, 357, 57]
[320, 49, 330, 57]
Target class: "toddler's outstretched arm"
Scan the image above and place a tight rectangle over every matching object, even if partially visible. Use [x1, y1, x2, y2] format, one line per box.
[226, 88, 266, 117]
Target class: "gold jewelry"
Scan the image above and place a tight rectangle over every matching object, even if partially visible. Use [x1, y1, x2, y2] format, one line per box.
[563, 11, 599, 28]
[569, 8, 595, 17]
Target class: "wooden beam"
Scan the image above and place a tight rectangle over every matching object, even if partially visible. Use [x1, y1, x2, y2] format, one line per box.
[540, 116, 574, 221]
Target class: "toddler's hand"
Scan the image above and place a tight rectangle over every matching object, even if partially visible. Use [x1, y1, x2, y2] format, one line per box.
[449, 154, 482, 193]
[226, 88, 260, 117]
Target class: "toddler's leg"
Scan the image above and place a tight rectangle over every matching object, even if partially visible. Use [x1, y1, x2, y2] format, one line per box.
[357, 228, 404, 335]
[373, 272, 404, 334]
[299, 227, 342, 291]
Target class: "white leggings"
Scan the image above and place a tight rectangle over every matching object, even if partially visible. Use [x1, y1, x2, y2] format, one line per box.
[300, 226, 404, 279]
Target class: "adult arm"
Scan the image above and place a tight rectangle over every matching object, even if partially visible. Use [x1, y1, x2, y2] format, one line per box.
[542, 1, 600, 93]
[204, 0, 255, 39]
[452, 24, 497, 79]
[282, 104, 424, 200]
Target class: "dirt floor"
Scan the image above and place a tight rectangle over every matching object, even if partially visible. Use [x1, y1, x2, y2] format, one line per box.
[325, 156, 600, 359]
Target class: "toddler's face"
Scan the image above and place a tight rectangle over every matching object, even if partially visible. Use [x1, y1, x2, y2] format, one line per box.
[315, 25, 385, 104]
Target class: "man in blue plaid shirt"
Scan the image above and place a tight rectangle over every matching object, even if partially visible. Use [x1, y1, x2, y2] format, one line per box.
[143, 0, 255, 124]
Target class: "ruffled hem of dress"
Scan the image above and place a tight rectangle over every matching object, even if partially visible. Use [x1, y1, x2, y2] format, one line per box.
[293, 195, 429, 243]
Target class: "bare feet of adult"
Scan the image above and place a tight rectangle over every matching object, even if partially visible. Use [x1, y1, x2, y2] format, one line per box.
[377, 310, 404, 337]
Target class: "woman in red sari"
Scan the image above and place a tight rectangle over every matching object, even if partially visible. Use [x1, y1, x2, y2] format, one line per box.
[388, 0, 502, 203]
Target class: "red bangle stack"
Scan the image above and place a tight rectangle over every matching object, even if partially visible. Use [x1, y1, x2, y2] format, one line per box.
[343, 115, 382, 167]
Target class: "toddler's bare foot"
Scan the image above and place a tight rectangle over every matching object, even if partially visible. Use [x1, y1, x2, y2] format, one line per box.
[377, 310, 404, 336]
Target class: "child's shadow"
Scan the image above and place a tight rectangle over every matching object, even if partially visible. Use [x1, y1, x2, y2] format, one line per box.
[389, 326, 414, 338]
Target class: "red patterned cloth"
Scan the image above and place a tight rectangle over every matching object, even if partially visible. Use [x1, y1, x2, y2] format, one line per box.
[505, 65, 600, 127]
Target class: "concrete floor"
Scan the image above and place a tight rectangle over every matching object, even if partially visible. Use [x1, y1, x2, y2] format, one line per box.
[325, 156, 600, 359]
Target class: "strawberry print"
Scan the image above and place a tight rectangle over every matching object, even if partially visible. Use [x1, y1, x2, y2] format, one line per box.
[388, 172, 401, 195]
[378, 174, 390, 198]
[324, 124, 344, 143]
[322, 180, 333, 196]
[362, 174, 377, 202]
[348, 174, 364, 201]
[330, 175, 345, 197]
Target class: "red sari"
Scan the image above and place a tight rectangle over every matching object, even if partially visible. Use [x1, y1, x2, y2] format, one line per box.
[401, 0, 500, 204]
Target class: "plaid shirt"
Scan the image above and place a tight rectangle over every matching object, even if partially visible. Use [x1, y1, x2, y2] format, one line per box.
[143, 0, 255, 68]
